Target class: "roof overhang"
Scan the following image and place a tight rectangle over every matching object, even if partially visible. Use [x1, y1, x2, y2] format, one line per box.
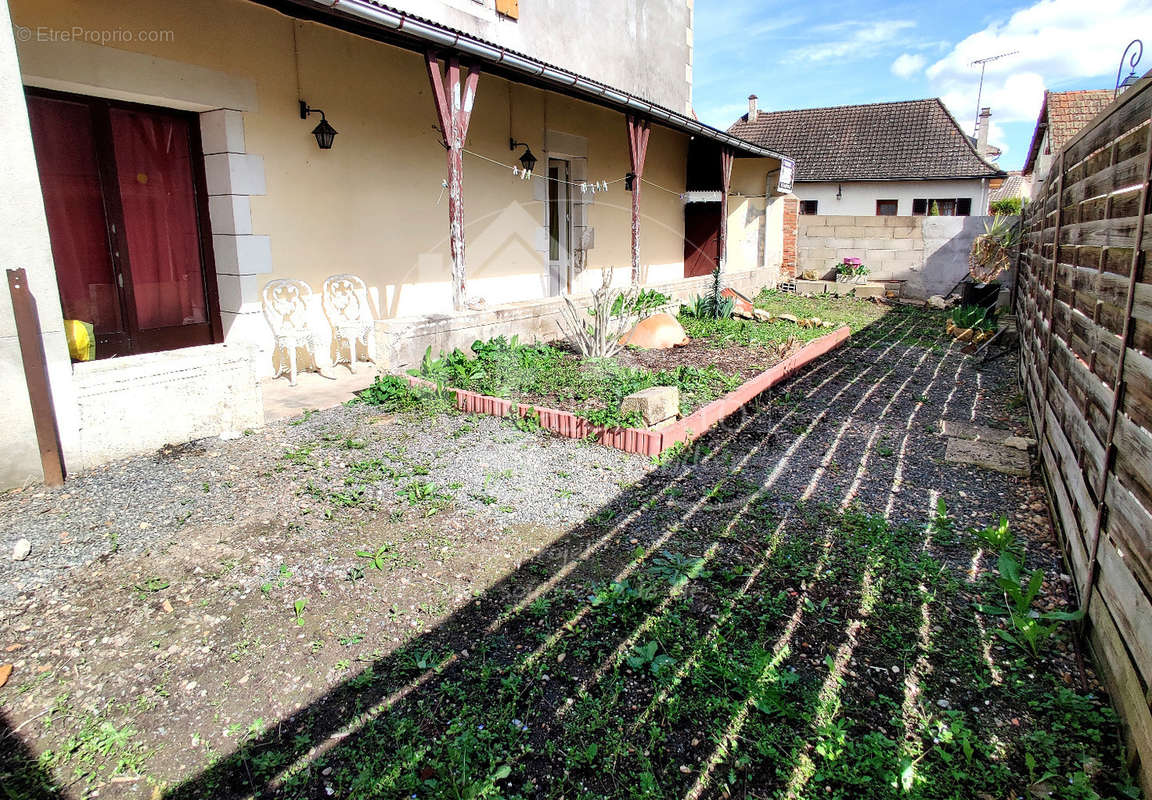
[249, 0, 790, 162]
[795, 174, 1005, 183]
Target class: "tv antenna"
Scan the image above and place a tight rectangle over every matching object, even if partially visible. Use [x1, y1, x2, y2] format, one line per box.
[970, 50, 1018, 135]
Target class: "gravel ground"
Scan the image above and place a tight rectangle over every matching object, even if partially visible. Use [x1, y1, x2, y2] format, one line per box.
[1, 304, 1108, 799]
[0, 407, 650, 603]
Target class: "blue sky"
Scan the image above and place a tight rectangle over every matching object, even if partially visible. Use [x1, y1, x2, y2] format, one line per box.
[692, 0, 1152, 170]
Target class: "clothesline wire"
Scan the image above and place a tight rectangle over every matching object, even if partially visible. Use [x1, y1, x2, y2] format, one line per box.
[455, 140, 770, 199]
[461, 147, 628, 189]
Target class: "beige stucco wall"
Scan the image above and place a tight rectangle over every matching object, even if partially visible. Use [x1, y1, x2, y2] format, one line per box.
[384, 0, 694, 116]
[0, 0, 81, 488]
[10, 0, 699, 369]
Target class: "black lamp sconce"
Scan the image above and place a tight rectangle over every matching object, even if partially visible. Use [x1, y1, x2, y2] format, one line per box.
[509, 138, 537, 172]
[300, 100, 337, 149]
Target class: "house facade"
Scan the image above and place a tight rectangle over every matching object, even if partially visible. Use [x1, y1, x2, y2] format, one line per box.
[728, 97, 1003, 217]
[0, 0, 791, 487]
[1022, 89, 1112, 191]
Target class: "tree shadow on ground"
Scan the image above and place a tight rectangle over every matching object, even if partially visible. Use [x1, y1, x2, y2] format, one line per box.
[26, 307, 1133, 799]
[1, 712, 67, 799]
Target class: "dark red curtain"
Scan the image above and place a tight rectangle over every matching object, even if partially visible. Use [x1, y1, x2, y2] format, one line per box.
[110, 108, 206, 330]
[26, 96, 122, 334]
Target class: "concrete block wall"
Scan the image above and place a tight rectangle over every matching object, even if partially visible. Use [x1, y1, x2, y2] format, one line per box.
[798, 215, 995, 299]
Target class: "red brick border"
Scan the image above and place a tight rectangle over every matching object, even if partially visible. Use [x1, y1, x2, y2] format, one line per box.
[781, 195, 800, 279]
[404, 326, 850, 456]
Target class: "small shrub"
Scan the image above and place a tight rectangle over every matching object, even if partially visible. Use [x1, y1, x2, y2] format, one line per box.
[358, 375, 421, 411]
[989, 196, 1025, 215]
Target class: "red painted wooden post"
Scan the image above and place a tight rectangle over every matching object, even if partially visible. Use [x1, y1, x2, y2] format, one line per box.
[626, 115, 650, 284]
[425, 51, 481, 311]
[718, 147, 734, 270]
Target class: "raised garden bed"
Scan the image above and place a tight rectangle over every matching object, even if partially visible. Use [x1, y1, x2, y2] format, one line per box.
[401, 326, 850, 456]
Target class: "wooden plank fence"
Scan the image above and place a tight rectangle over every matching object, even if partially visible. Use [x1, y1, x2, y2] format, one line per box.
[1017, 71, 1152, 794]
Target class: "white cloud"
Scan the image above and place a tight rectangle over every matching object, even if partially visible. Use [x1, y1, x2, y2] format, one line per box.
[891, 53, 927, 79]
[786, 20, 915, 63]
[926, 0, 1152, 129]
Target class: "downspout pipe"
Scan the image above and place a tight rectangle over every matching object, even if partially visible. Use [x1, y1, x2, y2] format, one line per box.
[304, 0, 784, 160]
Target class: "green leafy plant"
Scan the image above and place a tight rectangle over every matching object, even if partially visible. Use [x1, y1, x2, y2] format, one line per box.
[835, 261, 870, 278]
[974, 517, 1014, 552]
[357, 374, 421, 412]
[975, 549, 1084, 656]
[646, 550, 711, 587]
[682, 265, 734, 320]
[355, 544, 396, 571]
[293, 598, 308, 627]
[397, 480, 452, 511]
[950, 304, 997, 332]
[626, 641, 676, 676]
[610, 288, 669, 319]
[989, 196, 1025, 215]
[133, 577, 170, 597]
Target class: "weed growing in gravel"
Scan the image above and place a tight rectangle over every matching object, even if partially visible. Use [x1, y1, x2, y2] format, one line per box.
[397, 480, 453, 514]
[975, 547, 1084, 657]
[355, 544, 397, 571]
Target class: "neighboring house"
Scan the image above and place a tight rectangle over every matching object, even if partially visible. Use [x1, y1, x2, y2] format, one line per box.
[0, 0, 792, 487]
[1022, 89, 1113, 190]
[728, 97, 1004, 217]
[988, 171, 1032, 210]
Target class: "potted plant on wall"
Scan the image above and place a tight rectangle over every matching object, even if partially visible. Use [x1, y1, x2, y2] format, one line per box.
[835, 258, 869, 284]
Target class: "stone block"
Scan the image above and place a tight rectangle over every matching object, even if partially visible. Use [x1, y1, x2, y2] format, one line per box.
[944, 437, 1031, 477]
[795, 279, 826, 295]
[621, 386, 680, 426]
[853, 283, 886, 299]
[858, 216, 887, 227]
[834, 226, 869, 238]
[940, 420, 1036, 450]
[822, 215, 856, 227]
[802, 225, 836, 238]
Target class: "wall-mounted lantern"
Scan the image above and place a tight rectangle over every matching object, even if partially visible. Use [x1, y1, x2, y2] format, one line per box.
[300, 100, 338, 149]
[509, 138, 537, 172]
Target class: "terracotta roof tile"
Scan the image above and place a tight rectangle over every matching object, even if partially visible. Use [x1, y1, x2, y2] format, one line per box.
[726, 98, 1002, 182]
[1022, 90, 1112, 174]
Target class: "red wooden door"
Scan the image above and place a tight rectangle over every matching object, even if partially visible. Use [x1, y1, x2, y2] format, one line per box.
[26, 90, 219, 359]
[684, 204, 720, 278]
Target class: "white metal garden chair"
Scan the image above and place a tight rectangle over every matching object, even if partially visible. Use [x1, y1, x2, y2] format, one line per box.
[321, 273, 374, 373]
[261, 279, 326, 386]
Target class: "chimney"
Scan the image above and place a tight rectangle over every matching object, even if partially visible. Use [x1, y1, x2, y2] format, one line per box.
[977, 106, 991, 156]
[748, 94, 758, 123]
